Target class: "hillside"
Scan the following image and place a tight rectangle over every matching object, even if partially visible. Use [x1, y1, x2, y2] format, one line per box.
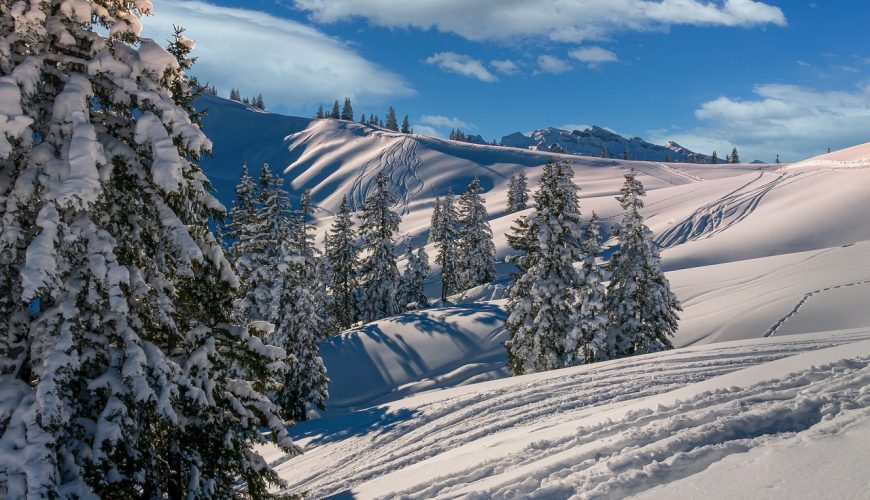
[197, 97, 870, 498]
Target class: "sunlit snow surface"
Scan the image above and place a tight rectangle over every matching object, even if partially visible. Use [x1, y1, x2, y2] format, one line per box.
[199, 97, 870, 498]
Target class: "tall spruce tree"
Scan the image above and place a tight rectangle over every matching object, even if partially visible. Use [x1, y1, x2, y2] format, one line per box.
[435, 187, 461, 302]
[0, 9, 295, 498]
[357, 173, 402, 322]
[401, 115, 411, 133]
[571, 212, 609, 363]
[225, 163, 259, 266]
[401, 247, 431, 309]
[505, 160, 585, 375]
[458, 177, 496, 288]
[325, 196, 360, 330]
[341, 97, 354, 121]
[385, 106, 399, 131]
[507, 170, 529, 213]
[731, 147, 739, 164]
[315, 104, 325, 118]
[605, 170, 681, 357]
[330, 100, 340, 119]
[428, 196, 443, 243]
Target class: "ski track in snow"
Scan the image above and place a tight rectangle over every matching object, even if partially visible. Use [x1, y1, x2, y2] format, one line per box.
[275, 333, 870, 498]
[765, 279, 870, 338]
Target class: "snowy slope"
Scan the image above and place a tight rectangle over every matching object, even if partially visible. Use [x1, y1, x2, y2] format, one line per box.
[264, 329, 870, 498]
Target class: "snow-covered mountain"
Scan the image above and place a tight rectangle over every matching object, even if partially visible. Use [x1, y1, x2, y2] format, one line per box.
[197, 96, 870, 498]
[500, 125, 709, 162]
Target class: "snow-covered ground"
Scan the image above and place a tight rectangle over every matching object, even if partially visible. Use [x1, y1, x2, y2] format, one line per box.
[198, 97, 870, 497]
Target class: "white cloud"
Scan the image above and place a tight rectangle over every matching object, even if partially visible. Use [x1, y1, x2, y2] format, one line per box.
[536, 55, 571, 75]
[295, 0, 785, 43]
[569, 46, 618, 68]
[141, 1, 413, 112]
[418, 115, 474, 130]
[560, 123, 593, 132]
[491, 59, 520, 75]
[412, 125, 443, 138]
[425, 52, 498, 82]
[650, 82, 870, 162]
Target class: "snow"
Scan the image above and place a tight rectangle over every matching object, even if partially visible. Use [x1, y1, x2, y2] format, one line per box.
[195, 97, 870, 497]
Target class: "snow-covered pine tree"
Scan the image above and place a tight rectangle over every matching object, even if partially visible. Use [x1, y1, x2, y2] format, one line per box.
[326, 196, 360, 330]
[506, 170, 529, 213]
[427, 196, 442, 243]
[401, 247, 431, 309]
[401, 115, 411, 133]
[267, 215, 328, 422]
[505, 159, 585, 375]
[435, 187, 461, 302]
[229, 87, 241, 101]
[253, 93, 265, 110]
[341, 97, 354, 121]
[458, 177, 496, 289]
[731, 147, 739, 164]
[316, 104, 325, 118]
[357, 173, 402, 322]
[571, 212, 609, 364]
[385, 106, 399, 131]
[0, 12, 295, 498]
[605, 170, 681, 358]
[224, 163, 259, 265]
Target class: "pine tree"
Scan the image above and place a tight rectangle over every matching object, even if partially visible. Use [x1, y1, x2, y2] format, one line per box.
[341, 97, 354, 121]
[401, 247, 431, 309]
[316, 104, 325, 118]
[253, 93, 265, 110]
[401, 114, 411, 133]
[731, 147, 739, 164]
[360, 113, 367, 124]
[458, 177, 496, 288]
[605, 170, 681, 358]
[0, 15, 294, 498]
[775, 154, 781, 164]
[331, 99, 340, 119]
[371, 114, 380, 127]
[623, 147, 629, 160]
[571, 212, 609, 363]
[357, 174, 402, 322]
[435, 188, 461, 301]
[325, 196, 359, 330]
[505, 160, 585, 375]
[507, 171, 529, 213]
[229, 87, 241, 101]
[428, 196, 443, 243]
[711, 150, 718, 164]
[601, 145, 609, 158]
[385, 106, 399, 131]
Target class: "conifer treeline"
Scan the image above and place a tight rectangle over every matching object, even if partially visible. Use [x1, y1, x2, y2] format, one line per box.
[314, 97, 412, 133]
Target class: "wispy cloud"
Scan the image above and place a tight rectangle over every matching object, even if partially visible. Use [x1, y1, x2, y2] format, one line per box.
[143, 1, 413, 112]
[569, 46, 618, 68]
[425, 52, 498, 82]
[536, 55, 571, 75]
[650, 82, 870, 162]
[491, 59, 520, 75]
[418, 115, 474, 130]
[296, 0, 786, 43]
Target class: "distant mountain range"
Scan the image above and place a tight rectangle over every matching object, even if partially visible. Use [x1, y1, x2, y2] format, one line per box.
[499, 126, 709, 163]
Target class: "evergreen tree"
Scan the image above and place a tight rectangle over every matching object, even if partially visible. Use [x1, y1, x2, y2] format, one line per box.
[505, 160, 585, 375]
[571, 212, 609, 363]
[0, 14, 295, 498]
[731, 147, 739, 164]
[711, 150, 718, 164]
[253, 93, 265, 110]
[371, 114, 380, 126]
[325, 196, 360, 330]
[225, 163, 259, 264]
[360, 113, 367, 124]
[330, 99, 340, 119]
[401, 247, 431, 309]
[357, 174, 402, 322]
[341, 97, 354, 121]
[316, 104, 325, 119]
[428, 196, 443, 243]
[229, 87, 241, 101]
[507, 171, 529, 213]
[601, 145, 609, 158]
[458, 178, 496, 288]
[401, 115, 412, 133]
[435, 188, 461, 301]
[623, 147, 629, 160]
[605, 170, 681, 358]
[385, 106, 399, 131]
[775, 154, 781, 164]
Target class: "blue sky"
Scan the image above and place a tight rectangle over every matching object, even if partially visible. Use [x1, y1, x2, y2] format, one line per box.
[143, 1, 870, 162]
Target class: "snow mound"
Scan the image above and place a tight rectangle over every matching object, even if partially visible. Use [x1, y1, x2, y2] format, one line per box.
[789, 141, 870, 169]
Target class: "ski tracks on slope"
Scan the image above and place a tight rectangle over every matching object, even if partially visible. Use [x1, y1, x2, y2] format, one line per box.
[655, 170, 826, 248]
[348, 137, 425, 217]
[276, 335, 870, 498]
[764, 277, 870, 337]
